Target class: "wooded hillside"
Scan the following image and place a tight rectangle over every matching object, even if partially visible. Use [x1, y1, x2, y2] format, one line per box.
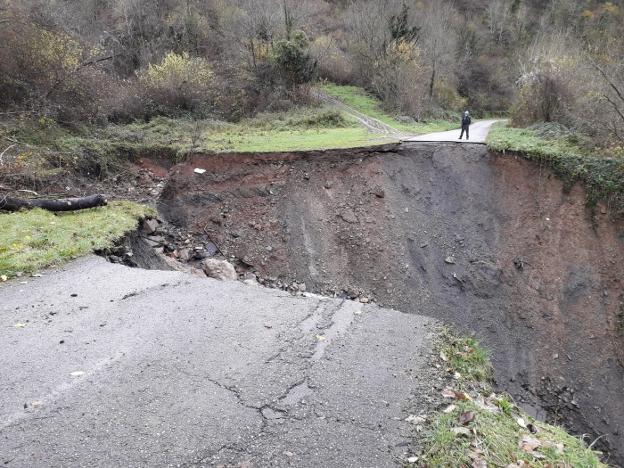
[1, 0, 623, 149]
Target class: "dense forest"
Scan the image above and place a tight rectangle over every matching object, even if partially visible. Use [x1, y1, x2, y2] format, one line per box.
[1, 0, 623, 149]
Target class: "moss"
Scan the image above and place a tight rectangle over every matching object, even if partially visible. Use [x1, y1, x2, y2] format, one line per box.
[486, 124, 624, 218]
[0, 201, 154, 278]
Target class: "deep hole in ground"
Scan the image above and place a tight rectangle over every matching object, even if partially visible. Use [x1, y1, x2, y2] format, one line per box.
[126, 142, 623, 464]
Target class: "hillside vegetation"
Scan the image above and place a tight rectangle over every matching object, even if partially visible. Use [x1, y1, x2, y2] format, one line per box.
[0, 0, 622, 152]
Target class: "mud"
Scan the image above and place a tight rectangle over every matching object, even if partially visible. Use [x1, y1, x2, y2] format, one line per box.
[155, 143, 624, 464]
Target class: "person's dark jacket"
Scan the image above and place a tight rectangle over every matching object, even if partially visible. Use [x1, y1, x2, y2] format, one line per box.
[462, 115, 471, 127]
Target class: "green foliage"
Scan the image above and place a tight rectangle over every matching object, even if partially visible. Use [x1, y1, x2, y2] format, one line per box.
[388, 3, 419, 43]
[487, 123, 624, 217]
[0, 201, 154, 278]
[269, 31, 317, 87]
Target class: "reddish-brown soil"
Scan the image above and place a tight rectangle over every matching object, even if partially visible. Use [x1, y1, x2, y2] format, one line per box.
[156, 143, 624, 463]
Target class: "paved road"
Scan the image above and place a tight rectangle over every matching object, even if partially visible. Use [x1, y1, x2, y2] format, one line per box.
[403, 119, 502, 143]
[0, 257, 440, 467]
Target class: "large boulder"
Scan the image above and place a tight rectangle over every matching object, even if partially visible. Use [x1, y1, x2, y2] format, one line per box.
[202, 259, 238, 281]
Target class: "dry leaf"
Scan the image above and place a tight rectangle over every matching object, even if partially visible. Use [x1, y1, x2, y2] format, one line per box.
[405, 415, 426, 425]
[14, 322, 27, 328]
[1, 275, 8, 282]
[519, 435, 541, 454]
[459, 411, 475, 425]
[516, 417, 527, 428]
[440, 351, 449, 362]
[441, 388, 471, 400]
[452, 427, 472, 437]
[443, 404, 457, 414]
[316, 335, 326, 341]
[70, 371, 85, 377]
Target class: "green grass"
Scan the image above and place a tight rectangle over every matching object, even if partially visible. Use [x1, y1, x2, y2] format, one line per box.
[0, 201, 154, 279]
[102, 112, 394, 155]
[423, 398, 606, 467]
[420, 329, 606, 466]
[318, 83, 458, 134]
[487, 123, 624, 217]
[1, 107, 398, 176]
[437, 328, 492, 384]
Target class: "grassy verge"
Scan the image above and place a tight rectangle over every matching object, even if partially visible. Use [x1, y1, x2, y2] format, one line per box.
[0, 201, 154, 279]
[419, 329, 606, 467]
[102, 111, 394, 154]
[318, 83, 457, 134]
[0, 107, 396, 179]
[486, 123, 624, 217]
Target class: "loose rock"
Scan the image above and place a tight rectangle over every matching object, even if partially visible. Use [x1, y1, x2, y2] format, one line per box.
[202, 259, 238, 281]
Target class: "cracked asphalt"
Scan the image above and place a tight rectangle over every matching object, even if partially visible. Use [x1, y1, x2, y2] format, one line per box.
[1, 256, 442, 467]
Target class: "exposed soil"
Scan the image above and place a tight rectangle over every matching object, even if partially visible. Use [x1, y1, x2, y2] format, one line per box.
[153, 143, 624, 464]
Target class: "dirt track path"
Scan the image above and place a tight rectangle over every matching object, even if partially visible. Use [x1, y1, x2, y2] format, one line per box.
[312, 89, 409, 139]
[314, 88, 501, 144]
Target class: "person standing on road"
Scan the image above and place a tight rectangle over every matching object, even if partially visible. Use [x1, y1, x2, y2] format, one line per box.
[460, 111, 471, 140]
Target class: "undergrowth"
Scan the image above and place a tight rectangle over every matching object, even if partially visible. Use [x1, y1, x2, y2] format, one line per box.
[486, 123, 624, 218]
[419, 329, 606, 467]
[0, 201, 154, 279]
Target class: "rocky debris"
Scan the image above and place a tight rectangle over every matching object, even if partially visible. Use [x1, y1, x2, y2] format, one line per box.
[339, 208, 358, 224]
[141, 218, 159, 235]
[202, 259, 238, 281]
[372, 187, 385, 198]
[444, 256, 456, 265]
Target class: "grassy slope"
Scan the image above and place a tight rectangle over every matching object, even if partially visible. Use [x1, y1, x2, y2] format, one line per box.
[1, 107, 396, 175]
[0, 201, 153, 279]
[103, 109, 393, 154]
[487, 124, 624, 216]
[318, 83, 458, 134]
[420, 330, 606, 466]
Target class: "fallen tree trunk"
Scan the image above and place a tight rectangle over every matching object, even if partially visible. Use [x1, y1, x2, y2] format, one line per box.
[0, 194, 108, 212]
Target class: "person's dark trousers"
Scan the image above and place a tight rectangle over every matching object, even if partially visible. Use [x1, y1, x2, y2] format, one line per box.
[460, 125, 469, 140]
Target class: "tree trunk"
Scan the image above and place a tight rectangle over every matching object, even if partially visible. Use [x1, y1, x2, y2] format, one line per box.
[0, 194, 108, 212]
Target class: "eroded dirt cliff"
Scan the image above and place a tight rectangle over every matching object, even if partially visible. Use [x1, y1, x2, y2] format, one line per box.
[158, 143, 624, 463]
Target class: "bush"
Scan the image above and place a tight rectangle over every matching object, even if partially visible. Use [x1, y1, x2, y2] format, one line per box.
[511, 70, 573, 127]
[138, 52, 215, 116]
[269, 31, 317, 88]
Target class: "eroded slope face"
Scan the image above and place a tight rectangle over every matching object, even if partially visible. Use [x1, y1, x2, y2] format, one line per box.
[161, 143, 624, 462]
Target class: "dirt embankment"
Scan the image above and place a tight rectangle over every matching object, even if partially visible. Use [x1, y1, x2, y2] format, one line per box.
[157, 143, 624, 464]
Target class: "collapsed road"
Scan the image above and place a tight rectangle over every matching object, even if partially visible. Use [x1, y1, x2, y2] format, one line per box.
[157, 141, 624, 463]
[1, 139, 622, 466]
[0, 256, 442, 467]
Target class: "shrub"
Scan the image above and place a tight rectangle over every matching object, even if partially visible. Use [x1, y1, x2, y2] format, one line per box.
[138, 52, 215, 115]
[511, 70, 573, 126]
[269, 31, 317, 88]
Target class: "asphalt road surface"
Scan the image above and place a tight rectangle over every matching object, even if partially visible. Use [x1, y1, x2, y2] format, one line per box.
[1, 257, 441, 467]
[403, 119, 501, 143]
